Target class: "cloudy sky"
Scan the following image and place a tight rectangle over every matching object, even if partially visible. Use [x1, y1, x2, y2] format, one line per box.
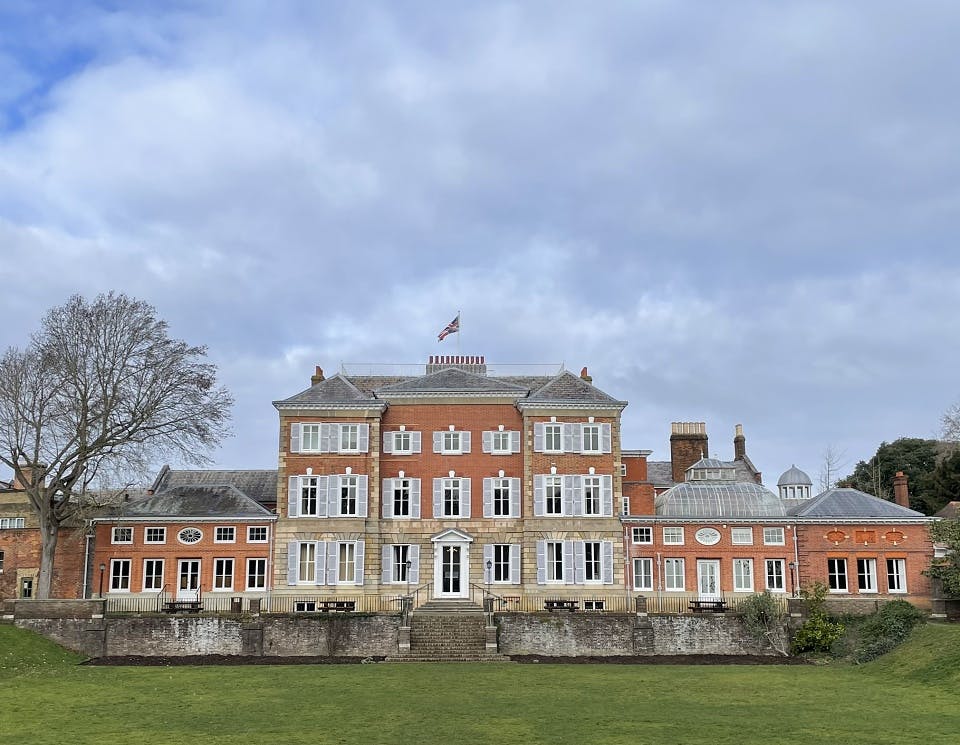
[2, 1, 958, 486]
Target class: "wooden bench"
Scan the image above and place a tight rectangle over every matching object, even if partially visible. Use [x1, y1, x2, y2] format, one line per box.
[317, 600, 356, 613]
[689, 599, 728, 613]
[544, 599, 579, 612]
[162, 601, 202, 614]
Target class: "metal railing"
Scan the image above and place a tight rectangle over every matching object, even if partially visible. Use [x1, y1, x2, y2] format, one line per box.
[105, 590, 788, 616]
[638, 593, 789, 616]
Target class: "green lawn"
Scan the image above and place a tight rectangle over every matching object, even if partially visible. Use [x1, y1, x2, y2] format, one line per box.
[2, 623, 958, 745]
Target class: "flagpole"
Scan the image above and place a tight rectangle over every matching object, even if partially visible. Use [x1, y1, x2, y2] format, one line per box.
[457, 310, 461, 355]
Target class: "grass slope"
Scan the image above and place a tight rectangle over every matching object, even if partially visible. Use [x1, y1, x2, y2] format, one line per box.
[1, 623, 958, 745]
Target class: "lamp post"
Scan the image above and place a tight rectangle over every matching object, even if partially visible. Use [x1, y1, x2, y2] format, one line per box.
[485, 559, 492, 613]
[405, 559, 412, 618]
[788, 562, 797, 597]
[98, 563, 106, 598]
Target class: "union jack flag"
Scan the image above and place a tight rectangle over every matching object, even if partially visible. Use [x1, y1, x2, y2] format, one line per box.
[437, 314, 460, 342]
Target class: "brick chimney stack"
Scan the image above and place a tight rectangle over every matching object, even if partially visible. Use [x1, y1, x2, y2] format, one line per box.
[580, 367, 592, 384]
[893, 471, 910, 509]
[733, 423, 746, 461]
[670, 422, 708, 484]
[311, 366, 325, 385]
[13, 463, 44, 490]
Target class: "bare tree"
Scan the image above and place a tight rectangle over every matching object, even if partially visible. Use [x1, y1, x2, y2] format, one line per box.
[0, 293, 232, 598]
[943, 402, 960, 443]
[818, 444, 847, 493]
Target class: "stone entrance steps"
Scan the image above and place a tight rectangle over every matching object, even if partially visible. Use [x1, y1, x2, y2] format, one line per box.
[387, 601, 508, 662]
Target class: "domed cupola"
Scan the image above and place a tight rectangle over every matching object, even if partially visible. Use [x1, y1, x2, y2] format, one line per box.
[778, 465, 813, 501]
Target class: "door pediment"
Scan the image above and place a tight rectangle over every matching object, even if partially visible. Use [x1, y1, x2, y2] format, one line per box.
[431, 528, 473, 543]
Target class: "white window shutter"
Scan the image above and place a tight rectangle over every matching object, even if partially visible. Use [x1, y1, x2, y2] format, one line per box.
[433, 478, 442, 518]
[382, 479, 393, 518]
[409, 545, 420, 584]
[483, 544, 494, 581]
[357, 475, 368, 517]
[533, 475, 545, 516]
[382, 545, 393, 584]
[510, 544, 521, 583]
[432, 432, 442, 453]
[411, 479, 421, 519]
[290, 423, 301, 454]
[326, 543, 338, 585]
[358, 424, 369, 453]
[534, 422, 544, 452]
[326, 475, 338, 517]
[510, 431, 521, 454]
[314, 541, 325, 586]
[563, 541, 575, 584]
[574, 541, 585, 584]
[602, 541, 614, 584]
[354, 541, 365, 585]
[510, 478, 521, 517]
[536, 540, 546, 584]
[563, 423, 575, 453]
[483, 478, 493, 517]
[411, 431, 422, 454]
[320, 423, 334, 453]
[601, 475, 613, 516]
[571, 424, 583, 454]
[482, 431, 493, 453]
[462, 431, 471, 453]
[383, 432, 393, 455]
[563, 476, 583, 516]
[316, 542, 327, 585]
[461, 478, 471, 518]
[316, 475, 329, 518]
[601, 423, 612, 453]
[288, 476, 300, 518]
[287, 542, 299, 585]
[564, 475, 577, 516]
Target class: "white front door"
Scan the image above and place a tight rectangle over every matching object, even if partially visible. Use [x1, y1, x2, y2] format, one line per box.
[697, 560, 721, 600]
[434, 544, 469, 598]
[177, 559, 201, 600]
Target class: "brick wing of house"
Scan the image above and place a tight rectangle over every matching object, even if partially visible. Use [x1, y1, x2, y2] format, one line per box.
[90, 482, 276, 610]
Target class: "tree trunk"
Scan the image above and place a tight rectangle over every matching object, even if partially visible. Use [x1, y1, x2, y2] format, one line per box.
[36, 503, 60, 599]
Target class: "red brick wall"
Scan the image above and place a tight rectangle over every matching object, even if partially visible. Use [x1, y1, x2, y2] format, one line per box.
[526, 414, 618, 479]
[795, 522, 932, 605]
[624, 521, 797, 595]
[0, 526, 86, 599]
[92, 522, 272, 595]
[381, 403, 524, 516]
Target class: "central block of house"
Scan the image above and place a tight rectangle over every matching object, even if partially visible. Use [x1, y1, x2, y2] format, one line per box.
[272, 356, 628, 609]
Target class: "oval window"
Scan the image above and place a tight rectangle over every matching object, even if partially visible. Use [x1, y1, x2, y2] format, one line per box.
[178, 527, 203, 544]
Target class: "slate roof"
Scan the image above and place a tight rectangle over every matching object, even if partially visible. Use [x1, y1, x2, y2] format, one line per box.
[152, 467, 278, 506]
[655, 482, 786, 518]
[648, 462, 675, 486]
[105, 485, 274, 519]
[935, 501, 960, 519]
[375, 367, 529, 395]
[787, 488, 927, 519]
[275, 367, 625, 409]
[274, 374, 383, 408]
[521, 371, 627, 407]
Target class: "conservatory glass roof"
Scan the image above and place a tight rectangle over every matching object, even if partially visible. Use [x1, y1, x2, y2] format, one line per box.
[655, 482, 786, 518]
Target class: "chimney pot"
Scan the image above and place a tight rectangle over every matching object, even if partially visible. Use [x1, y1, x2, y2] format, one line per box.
[311, 366, 325, 385]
